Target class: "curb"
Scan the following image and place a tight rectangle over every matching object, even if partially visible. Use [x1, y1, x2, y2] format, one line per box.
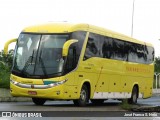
[131, 106, 160, 112]
[0, 97, 31, 102]
[0, 88, 31, 102]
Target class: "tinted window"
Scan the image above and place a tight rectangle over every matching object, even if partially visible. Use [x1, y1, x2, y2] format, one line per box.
[83, 32, 154, 64]
[136, 44, 145, 63]
[101, 37, 113, 59]
[65, 47, 76, 72]
[64, 31, 86, 73]
[112, 39, 125, 60]
[147, 46, 154, 64]
[128, 42, 137, 62]
[125, 42, 153, 64]
[101, 37, 125, 60]
[84, 33, 99, 60]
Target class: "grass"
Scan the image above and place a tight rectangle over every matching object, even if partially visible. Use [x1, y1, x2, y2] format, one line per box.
[120, 99, 133, 111]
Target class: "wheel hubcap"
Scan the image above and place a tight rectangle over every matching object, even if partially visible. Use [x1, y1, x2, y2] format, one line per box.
[133, 93, 137, 102]
[80, 89, 86, 101]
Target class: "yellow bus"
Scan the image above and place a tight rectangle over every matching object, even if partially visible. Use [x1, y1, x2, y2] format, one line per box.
[4, 23, 154, 106]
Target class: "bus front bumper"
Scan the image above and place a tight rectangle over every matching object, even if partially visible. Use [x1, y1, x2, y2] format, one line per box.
[10, 82, 65, 100]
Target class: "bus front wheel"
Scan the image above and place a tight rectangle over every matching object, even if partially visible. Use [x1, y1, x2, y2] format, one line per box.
[32, 98, 46, 105]
[73, 85, 89, 106]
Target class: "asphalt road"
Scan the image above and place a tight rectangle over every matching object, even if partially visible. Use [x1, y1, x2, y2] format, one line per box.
[0, 100, 123, 112]
[138, 96, 160, 106]
[0, 96, 160, 119]
[0, 96, 160, 112]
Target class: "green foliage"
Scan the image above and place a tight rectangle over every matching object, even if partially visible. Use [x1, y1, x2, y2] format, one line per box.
[120, 99, 132, 110]
[155, 57, 160, 73]
[0, 49, 14, 88]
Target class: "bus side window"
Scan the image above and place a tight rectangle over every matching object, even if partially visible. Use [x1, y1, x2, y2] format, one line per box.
[112, 39, 125, 60]
[147, 46, 154, 64]
[127, 42, 137, 63]
[136, 44, 145, 64]
[65, 45, 77, 73]
[144, 45, 148, 63]
[101, 37, 113, 59]
[84, 33, 99, 60]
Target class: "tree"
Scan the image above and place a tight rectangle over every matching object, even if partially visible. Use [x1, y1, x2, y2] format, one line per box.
[154, 57, 160, 73]
[0, 49, 14, 88]
[0, 49, 14, 69]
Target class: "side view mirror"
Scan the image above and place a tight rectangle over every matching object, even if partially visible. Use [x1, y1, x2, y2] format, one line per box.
[4, 38, 17, 55]
[62, 39, 78, 57]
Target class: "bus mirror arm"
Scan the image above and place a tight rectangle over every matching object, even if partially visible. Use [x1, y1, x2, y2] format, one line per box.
[4, 38, 17, 55]
[62, 39, 78, 57]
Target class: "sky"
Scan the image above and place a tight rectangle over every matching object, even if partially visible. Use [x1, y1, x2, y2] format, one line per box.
[0, 0, 160, 56]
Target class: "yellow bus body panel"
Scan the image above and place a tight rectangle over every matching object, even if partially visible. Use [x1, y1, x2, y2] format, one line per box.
[9, 23, 154, 100]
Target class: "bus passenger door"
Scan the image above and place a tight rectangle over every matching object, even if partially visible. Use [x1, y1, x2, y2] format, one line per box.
[77, 58, 101, 99]
[76, 34, 102, 99]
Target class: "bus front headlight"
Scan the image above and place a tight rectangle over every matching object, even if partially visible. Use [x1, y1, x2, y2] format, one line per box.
[48, 79, 68, 87]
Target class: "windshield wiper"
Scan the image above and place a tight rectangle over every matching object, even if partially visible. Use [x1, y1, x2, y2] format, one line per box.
[21, 50, 35, 75]
[39, 50, 48, 77]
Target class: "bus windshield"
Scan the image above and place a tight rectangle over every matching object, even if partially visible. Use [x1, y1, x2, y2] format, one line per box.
[12, 33, 70, 78]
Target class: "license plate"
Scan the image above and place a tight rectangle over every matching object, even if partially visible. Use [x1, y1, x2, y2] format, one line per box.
[28, 91, 37, 95]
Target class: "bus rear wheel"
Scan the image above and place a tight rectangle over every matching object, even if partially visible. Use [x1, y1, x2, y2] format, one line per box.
[32, 98, 46, 105]
[73, 85, 89, 106]
[128, 86, 138, 104]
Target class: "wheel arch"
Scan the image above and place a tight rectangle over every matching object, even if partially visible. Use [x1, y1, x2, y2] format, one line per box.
[132, 83, 139, 98]
[83, 82, 91, 99]
[79, 80, 91, 99]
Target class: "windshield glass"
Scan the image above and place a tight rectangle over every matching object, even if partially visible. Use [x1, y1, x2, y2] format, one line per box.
[12, 33, 69, 78]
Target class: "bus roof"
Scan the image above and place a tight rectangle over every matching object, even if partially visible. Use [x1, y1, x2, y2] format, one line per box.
[22, 23, 153, 47]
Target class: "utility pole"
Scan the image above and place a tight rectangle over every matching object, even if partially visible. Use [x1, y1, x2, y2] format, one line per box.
[131, 0, 135, 37]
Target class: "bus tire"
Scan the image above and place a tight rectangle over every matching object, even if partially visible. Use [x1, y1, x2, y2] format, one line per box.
[73, 85, 89, 106]
[128, 86, 138, 104]
[91, 99, 105, 105]
[32, 98, 46, 105]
